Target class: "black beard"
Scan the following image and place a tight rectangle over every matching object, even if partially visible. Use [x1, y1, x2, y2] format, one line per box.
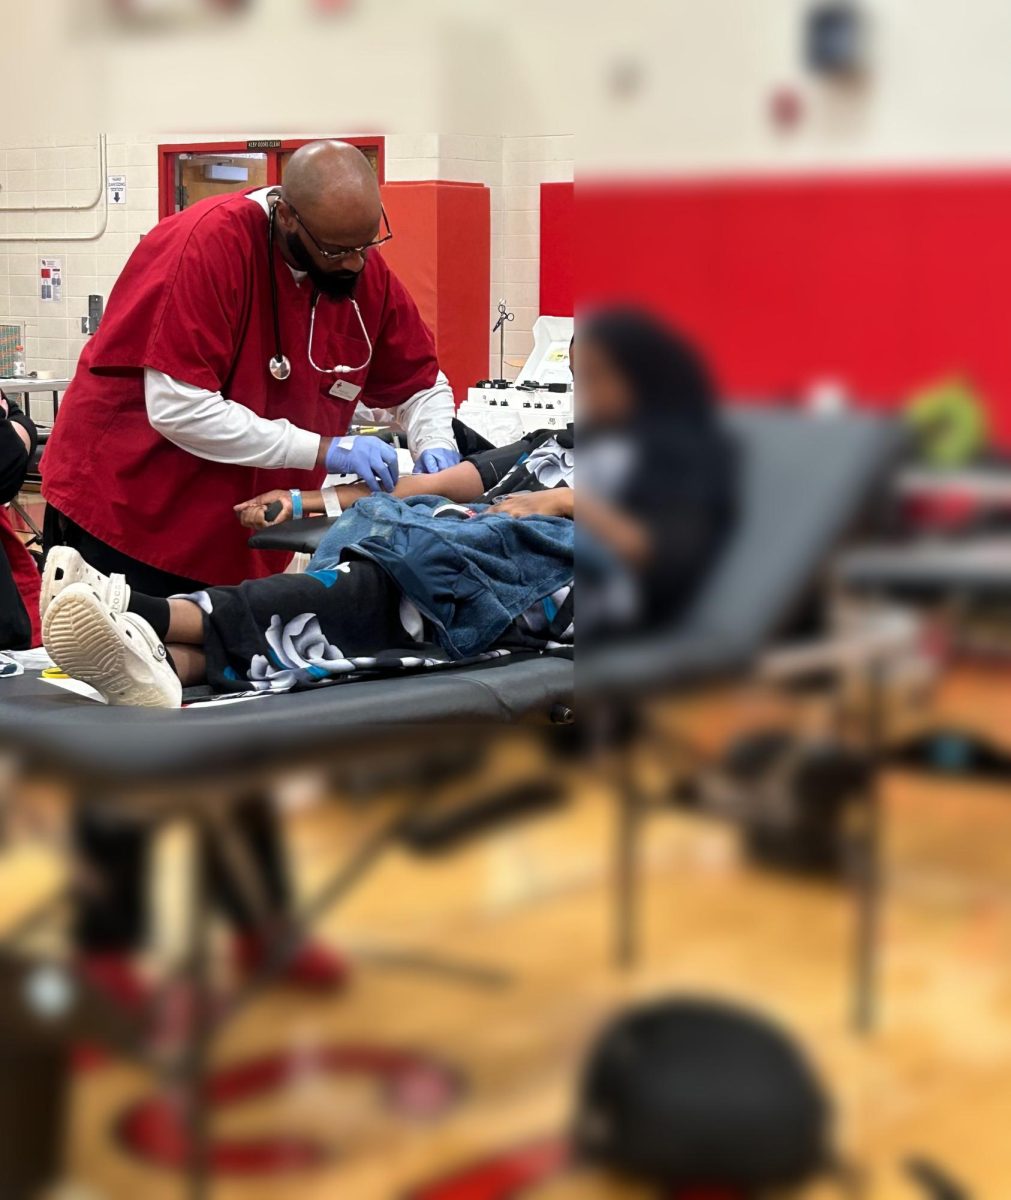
[284, 231, 360, 299]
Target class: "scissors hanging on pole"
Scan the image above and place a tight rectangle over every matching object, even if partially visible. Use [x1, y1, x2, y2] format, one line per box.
[492, 299, 514, 384]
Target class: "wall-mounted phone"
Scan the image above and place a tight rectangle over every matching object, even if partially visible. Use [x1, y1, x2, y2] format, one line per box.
[81, 294, 104, 336]
[805, 1, 870, 79]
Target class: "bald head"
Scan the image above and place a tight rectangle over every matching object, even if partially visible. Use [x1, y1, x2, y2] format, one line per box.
[280, 140, 381, 248]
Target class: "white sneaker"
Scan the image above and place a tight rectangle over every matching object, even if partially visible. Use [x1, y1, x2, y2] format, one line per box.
[42, 583, 181, 709]
[40, 546, 130, 621]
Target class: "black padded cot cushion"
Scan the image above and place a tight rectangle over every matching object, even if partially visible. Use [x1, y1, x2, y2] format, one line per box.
[583, 409, 905, 703]
[0, 655, 573, 790]
[838, 539, 1011, 599]
[579, 631, 748, 702]
[28, 427, 49, 476]
[680, 408, 905, 653]
[250, 516, 336, 555]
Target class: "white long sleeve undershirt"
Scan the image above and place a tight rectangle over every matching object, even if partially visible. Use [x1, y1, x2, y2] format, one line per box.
[353, 374, 457, 455]
[144, 368, 457, 470]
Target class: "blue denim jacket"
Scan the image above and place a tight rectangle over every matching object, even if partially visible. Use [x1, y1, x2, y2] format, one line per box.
[310, 494, 574, 658]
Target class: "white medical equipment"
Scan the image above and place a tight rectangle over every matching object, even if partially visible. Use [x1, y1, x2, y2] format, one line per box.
[349, 314, 573, 453]
[458, 315, 574, 446]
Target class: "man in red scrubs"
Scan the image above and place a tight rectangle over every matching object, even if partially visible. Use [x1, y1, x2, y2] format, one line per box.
[42, 141, 461, 1002]
[44, 139, 459, 587]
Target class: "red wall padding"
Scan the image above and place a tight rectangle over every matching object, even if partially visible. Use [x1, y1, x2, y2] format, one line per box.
[381, 181, 491, 403]
[543, 173, 1011, 446]
[540, 183, 574, 317]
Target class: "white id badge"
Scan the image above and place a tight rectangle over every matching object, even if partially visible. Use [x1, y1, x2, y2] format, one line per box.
[329, 380, 363, 402]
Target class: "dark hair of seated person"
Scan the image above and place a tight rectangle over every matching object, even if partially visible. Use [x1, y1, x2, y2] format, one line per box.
[579, 306, 720, 425]
[577, 307, 738, 638]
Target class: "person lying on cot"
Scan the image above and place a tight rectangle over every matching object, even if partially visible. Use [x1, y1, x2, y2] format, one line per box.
[40, 424, 575, 708]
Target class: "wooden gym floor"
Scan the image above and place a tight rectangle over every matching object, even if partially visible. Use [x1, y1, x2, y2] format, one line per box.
[4, 665, 1011, 1199]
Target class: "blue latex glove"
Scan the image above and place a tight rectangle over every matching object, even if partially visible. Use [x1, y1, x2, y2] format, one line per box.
[413, 447, 462, 475]
[325, 435, 400, 493]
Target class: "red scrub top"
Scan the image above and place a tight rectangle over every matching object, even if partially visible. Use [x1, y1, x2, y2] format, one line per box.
[43, 191, 439, 585]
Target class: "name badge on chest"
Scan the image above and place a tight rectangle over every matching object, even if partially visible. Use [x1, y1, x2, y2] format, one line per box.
[329, 380, 363, 402]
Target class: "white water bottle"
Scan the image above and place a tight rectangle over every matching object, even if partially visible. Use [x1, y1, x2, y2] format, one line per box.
[11, 344, 27, 379]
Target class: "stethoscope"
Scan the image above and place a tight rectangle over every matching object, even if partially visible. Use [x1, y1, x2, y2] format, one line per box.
[267, 197, 374, 383]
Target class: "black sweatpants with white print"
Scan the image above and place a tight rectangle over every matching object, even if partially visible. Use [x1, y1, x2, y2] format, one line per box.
[191, 557, 431, 694]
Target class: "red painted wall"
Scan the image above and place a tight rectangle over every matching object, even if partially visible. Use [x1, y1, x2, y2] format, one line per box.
[380, 181, 491, 403]
[540, 183, 574, 317]
[540, 173, 1011, 446]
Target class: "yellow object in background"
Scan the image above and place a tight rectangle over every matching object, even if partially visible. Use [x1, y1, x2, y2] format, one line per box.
[905, 379, 988, 468]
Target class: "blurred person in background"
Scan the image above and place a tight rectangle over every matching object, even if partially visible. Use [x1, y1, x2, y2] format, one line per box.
[0, 389, 40, 650]
[576, 308, 737, 642]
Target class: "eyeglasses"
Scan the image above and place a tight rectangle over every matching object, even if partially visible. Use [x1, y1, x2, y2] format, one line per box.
[285, 199, 393, 261]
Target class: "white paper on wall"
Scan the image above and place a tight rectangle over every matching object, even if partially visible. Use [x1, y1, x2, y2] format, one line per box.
[40, 258, 63, 303]
[108, 174, 128, 207]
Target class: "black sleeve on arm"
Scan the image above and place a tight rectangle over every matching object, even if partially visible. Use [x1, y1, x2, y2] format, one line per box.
[0, 400, 35, 504]
[468, 426, 570, 496]
[467, 432, 538, 492]
[8, 398, 38, 457]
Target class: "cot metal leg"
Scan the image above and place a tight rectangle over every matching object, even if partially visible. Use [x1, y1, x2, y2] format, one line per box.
[208, 805, 414, 1034]
[615, 743, 643, 970]
[9, 498, 42, 546]
[354, 946, 511, 989]
[853, 659, 886, 1035]
[184, 819, 213, 1200]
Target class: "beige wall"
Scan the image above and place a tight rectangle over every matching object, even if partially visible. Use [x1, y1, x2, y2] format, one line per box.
[497, 135, 573, 378]
[0, 130, 573, 416]
[580, 0, 1011, 174]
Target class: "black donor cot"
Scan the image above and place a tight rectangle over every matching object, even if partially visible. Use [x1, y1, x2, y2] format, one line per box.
[0, 408, 904, 1200]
